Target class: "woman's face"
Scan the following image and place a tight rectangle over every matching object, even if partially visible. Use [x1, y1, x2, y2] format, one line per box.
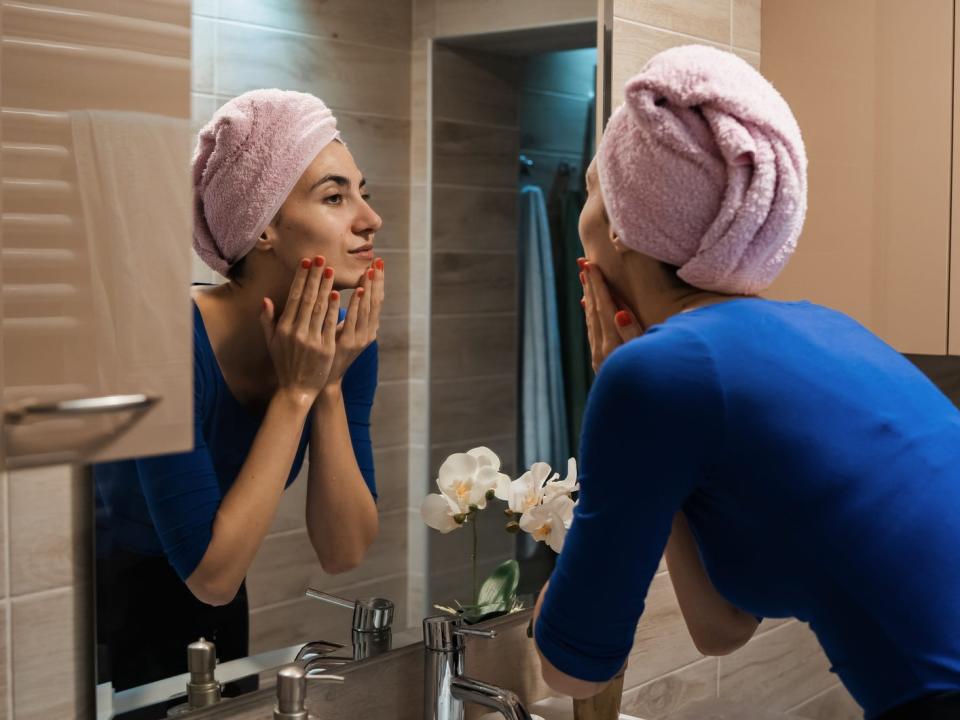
[579, 156, 621, 281]
[267, 141, 382, 289]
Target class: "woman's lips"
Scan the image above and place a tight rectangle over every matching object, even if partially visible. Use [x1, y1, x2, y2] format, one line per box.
[350, 249, 374, 261]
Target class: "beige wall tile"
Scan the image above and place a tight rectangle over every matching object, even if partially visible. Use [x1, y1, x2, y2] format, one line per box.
[413, 0, 436, 40]
[267, 465, 309, 535]
[380, 250, 411, 318]
[192, 15, 214, 94]
[337, 113, 412, 184]
[431, 314, 517, 382]
[246, 510, 407, 609]
[430, 375, 516, 446]
[248, 572, 409, 654]
[217, 1, 411, 51]
[734, 48, 760, 70]
[370, 381, 408, 449]
[0, 476, 6, 600]
[621, 657, 718, 720]
[435, 46, 519, 127]
[789, 683, 863, 720]
[372, 445, 410, 514]
[732, 0, 760, 51]
[0, 605, 7, 718]
[408, 184, 429, 251]
[433, 187, 518, 252]
[434, 121, 520, 188]
[435, 0, 596, 37]
[9, 466, 88, 596]
[611, 18, 725, 106]
[377, 317, 411, 383]
[719, 621, 836, 711]
[626, 572, 705, 687]
[215, 22, 410, 117]
[432, 252, 517, 314]
[615, 0, 731, 44]
[12, 587, 91, 720]
[369, 184, 410, 252]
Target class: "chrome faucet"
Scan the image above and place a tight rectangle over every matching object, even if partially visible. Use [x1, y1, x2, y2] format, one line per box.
[423, 615, 533, 720]
[304, 588, 395, 660]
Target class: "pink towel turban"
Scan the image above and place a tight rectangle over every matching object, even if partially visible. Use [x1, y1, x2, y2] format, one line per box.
[192, 89, 341, 275]
[597, 45, 807, 295]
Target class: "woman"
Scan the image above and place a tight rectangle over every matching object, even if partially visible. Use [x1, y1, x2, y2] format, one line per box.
[94, 89, 385, 691]
[533, 46, 960, 720]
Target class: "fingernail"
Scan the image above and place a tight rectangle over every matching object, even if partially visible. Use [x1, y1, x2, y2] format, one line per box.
[615, 310, 631, 327]
[324, 267, 334, 278]
[579, 272, 585, 286]
[262, 298, 269, 311]
[367, 268, 375, 280]
[330, 290, 340, 301]
[314, 255, 325, 267]
[301, 258, 311, 269]
[375, 257, 384, 271]
[576, 258, 587, 270]
[357, 287, 366, 297]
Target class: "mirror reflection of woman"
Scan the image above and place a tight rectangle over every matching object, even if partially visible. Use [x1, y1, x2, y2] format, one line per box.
[534, 46, 960, 720]
[94, 90, 384, 691]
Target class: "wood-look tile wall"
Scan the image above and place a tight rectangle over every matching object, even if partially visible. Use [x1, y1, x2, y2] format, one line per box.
[190, 0, 416, 651]
[608, 3, 861, 718]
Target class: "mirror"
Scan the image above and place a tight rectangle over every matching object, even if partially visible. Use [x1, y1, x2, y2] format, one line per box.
[92, 2, 601, 718]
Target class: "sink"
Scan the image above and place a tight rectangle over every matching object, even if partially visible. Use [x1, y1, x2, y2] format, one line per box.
[479, 695, 644, 720]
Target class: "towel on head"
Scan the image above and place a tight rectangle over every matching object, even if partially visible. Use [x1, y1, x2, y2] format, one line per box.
[597, 45, 807, 294]
[191, 89, 340, 275]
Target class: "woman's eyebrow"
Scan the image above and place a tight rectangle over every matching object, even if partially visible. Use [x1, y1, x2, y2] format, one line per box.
[309, 175, 368, 192]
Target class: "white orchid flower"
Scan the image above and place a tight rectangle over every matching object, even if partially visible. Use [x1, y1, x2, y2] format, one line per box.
[420, 492, 462, 534]
[543, 457, 579, 501]
[495, 462, 553, 514]
[519, 494, 576, 553]
[467, 446, 502, 472]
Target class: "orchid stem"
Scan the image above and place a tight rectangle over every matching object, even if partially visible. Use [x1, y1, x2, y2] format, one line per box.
[472, 513, 479, 605]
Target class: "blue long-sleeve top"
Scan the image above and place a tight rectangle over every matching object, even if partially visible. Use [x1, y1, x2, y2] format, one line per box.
[535, 299, 960, 719]
[94, 301, 378, 581]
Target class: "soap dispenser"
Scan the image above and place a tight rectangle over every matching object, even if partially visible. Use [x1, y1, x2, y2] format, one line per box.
[273, 663, 344, 720]
[166, 637, 222, 716]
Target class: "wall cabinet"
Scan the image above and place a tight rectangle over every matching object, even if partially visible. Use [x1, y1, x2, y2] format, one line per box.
[0, 2, 193, 469]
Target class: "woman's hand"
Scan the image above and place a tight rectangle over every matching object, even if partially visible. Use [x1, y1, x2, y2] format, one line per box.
[259, 256, 340, 407]
[580, 259, 642, 372]
[325, 257, 385, 389]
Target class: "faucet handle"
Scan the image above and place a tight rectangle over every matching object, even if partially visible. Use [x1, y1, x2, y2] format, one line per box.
[455, 627, 498, 640]
[305, 587, 395, 634]
[274, 663, 345, 720]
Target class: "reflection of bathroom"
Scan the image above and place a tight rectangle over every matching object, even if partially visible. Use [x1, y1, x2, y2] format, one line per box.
[3, 0, 960, 719]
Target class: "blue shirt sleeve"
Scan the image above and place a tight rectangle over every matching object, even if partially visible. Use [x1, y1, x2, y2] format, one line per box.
[535, 327, 725, 682]
[342, 339, 378, 499]
[134, 353, 221, 581]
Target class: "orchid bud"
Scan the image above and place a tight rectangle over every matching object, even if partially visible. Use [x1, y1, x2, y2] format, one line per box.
[505, 521, 520, 534]
[453, 513, 467, 524]
[468, 504, 479, 513]
[485, 489, 495, 501]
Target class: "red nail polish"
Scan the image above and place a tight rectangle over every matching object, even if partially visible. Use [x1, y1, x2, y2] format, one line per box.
[324, 267, 334, 278]
[330, 290, 340, 301]
[375, 258, 384, 271]
[576, 258, 587, 270]
[367, 268, 375, 280]
[301, 258, 311, 269]
[314, 255, 325, 267]
[357, 287, 366, 296]
[615, 310, 631, 327]
[579, 272, 585, 286]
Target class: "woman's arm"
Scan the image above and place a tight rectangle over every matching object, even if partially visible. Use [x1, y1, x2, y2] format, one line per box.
[185, 390, 313, 605]
[665, 512, 758, 655]
[305, 384, 378, 573]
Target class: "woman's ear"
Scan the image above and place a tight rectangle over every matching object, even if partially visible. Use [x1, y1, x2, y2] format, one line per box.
[256, 216, 280, 252]
[611, 231, 629, 255]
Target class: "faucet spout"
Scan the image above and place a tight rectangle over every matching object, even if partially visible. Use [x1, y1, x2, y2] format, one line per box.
[451, 676, 533, 720]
